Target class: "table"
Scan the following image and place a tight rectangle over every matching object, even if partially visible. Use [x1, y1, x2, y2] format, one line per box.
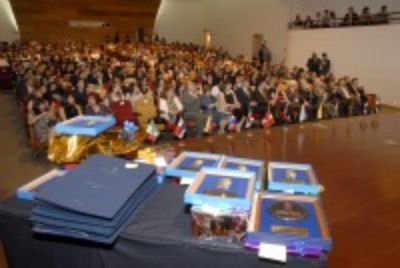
[0, 184, 325, 268]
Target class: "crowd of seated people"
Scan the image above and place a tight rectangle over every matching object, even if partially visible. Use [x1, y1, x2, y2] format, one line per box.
[292, 5, 390, 29]
[0, 37, 377, 146]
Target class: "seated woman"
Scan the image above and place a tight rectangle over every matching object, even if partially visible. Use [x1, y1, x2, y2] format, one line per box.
[62, 94, 82, 119]
[200, 87, 227, 132]
[158, 87, 183, 124]
[275, 89, 292, 124]
[84, 93, 111, 116]
[48, 94, 67, 124]
[27, 100, 52, 144]
[213, 86, 237, 133]
[110, 91, 137, 126]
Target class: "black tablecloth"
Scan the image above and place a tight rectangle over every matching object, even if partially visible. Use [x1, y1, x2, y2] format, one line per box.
[0, 184, 326, 268]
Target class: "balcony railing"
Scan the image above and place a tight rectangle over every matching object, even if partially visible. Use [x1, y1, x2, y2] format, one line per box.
[289, 11, 400, 30]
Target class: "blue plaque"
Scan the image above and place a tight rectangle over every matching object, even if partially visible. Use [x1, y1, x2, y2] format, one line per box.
[165, 151, 222, 181]
[16, 169, 66, 201]
[218, 156, 265, 191]
[268, 162, 323, 195]
[184, 168, 256, 210]
[54, 115, 116, 136]
[246, 192, 332, 253]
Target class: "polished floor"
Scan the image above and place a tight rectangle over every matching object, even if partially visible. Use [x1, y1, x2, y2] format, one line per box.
[1, 91, 400, 267]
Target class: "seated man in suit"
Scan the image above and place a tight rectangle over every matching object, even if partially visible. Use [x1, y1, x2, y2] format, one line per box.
[235, 79, 251, 116]
[285, 81, 302, 122]
[181, 82, 207, 137]
[336, 78, 353, 117]
[249, 83, 268, 118]
[299, 82, 318, 121]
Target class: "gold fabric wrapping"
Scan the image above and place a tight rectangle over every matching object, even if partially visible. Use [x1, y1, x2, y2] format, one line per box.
[48, 130, 147, 165]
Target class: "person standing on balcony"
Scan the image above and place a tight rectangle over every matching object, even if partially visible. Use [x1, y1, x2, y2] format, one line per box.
[375, 5, 389, 24]
[322, 10, 331, 27]
[343, 6, 359, 26]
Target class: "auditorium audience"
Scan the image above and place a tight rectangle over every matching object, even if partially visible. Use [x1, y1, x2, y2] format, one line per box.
[5, 38, 376, 144]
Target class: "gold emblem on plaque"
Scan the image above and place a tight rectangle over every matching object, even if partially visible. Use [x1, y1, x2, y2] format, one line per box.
[281, 169, 304, 184]
[286, 169, 297, 180]
[194, 159, 204, 166]
[216, 177, 233, 190]
[269, 201, 308, 221]
[238, 165, 247, 172]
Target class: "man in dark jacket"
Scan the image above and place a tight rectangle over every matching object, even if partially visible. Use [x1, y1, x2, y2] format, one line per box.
[235, 80, 251, 116]
[320, 53, 331, 76]
[307, 53, 321, 74]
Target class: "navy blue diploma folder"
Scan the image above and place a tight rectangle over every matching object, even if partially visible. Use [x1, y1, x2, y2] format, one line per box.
[36, 154, 155, 219]
[31, 181, 157, 236]
[31, 154, 157, 244]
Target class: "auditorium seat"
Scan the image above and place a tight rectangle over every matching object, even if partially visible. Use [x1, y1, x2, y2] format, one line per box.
[110, 100, 137, 127]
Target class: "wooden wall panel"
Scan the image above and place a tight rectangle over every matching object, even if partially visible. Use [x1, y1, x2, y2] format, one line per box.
[10, 0, 160, 42]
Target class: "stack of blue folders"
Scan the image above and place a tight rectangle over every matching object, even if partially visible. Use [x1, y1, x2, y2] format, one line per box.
[30, 154, 157, 244]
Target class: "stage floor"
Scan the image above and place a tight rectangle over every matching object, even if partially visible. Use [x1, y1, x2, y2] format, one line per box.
[1, 100, 400, 267]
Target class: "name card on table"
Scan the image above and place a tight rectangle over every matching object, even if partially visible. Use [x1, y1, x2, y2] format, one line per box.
[258, 243, 287, 263]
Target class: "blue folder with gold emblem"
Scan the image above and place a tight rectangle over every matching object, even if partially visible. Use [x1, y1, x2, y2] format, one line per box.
[245, 192, 332, 253]
[184, 168, 256, 210]
[165, 151, 222, 181]
[218, 156, 265, 191]
[54, 115, 116, 136]
[268, 162, 323, 195]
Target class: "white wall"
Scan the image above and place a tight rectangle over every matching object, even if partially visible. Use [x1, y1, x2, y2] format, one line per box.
[290, 0, 400, 19]
[207, 0, 289, 63]
[0, 0, 19, 42]
[155, 0, 290, 63]
[286, 25, 400, 105]
[154, 0, 210, 44]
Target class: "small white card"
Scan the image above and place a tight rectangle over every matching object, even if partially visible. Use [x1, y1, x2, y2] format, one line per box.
[154, 156, 167, 167]
[283, 189, 295, 194]
[125, 163, 139, 169]
[258, 243, 287, 263]
[180, 177, 193, 185]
